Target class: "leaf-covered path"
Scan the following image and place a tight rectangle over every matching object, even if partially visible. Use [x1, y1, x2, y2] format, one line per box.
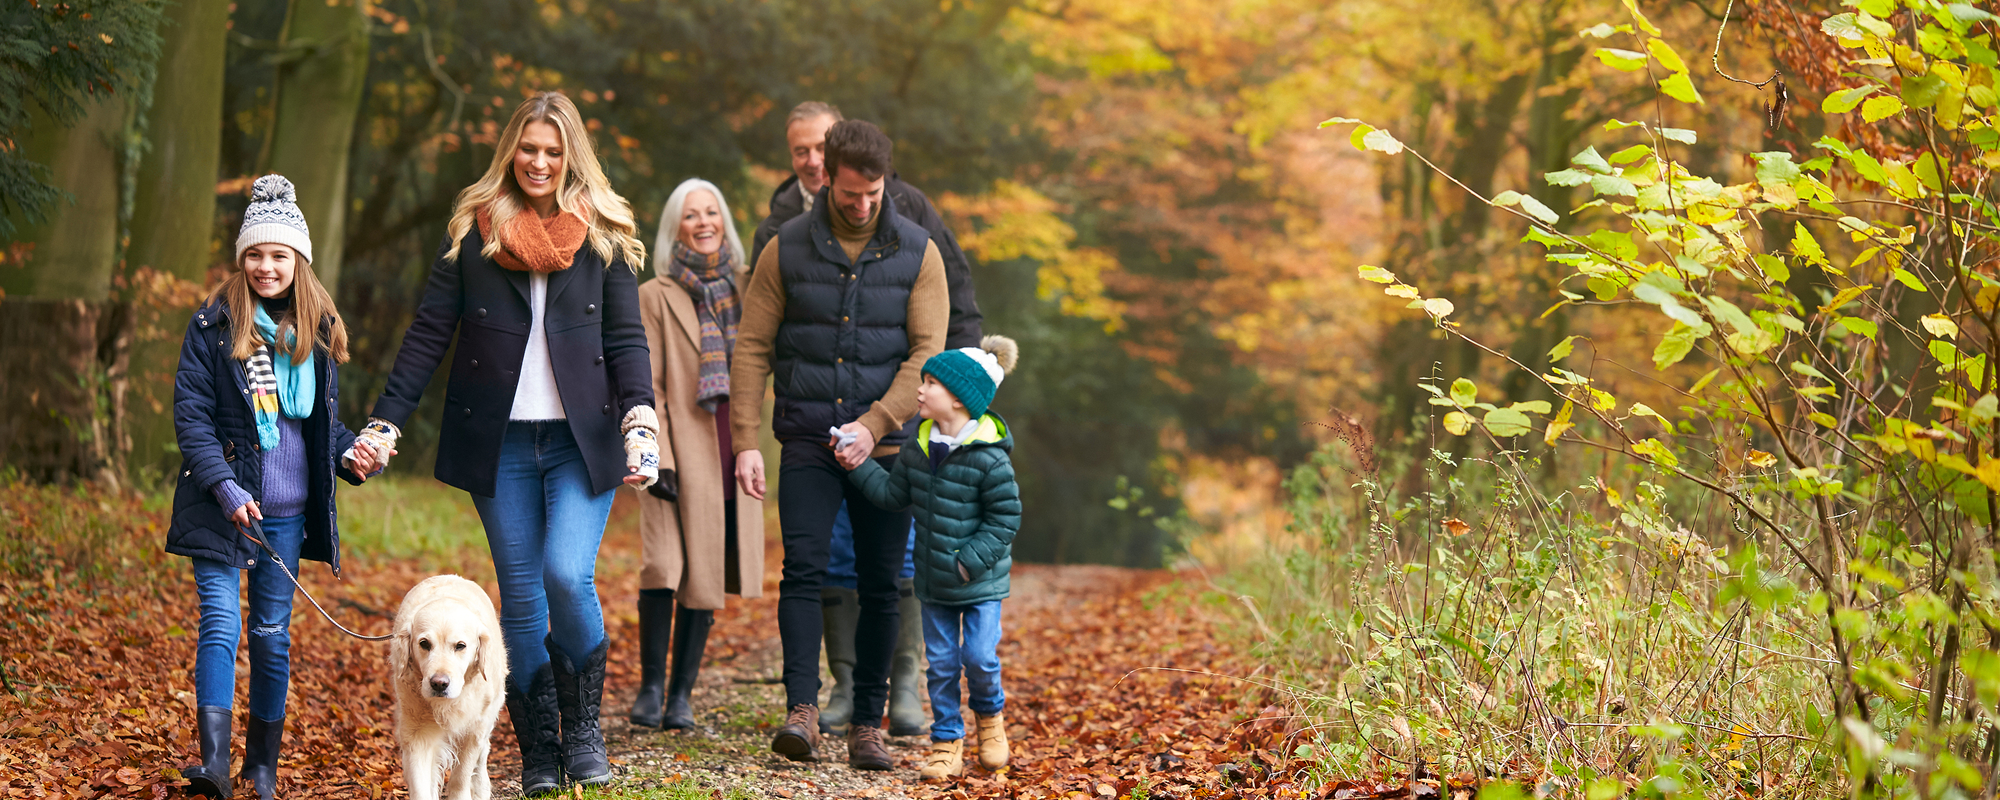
[1, 488, 1321, 800]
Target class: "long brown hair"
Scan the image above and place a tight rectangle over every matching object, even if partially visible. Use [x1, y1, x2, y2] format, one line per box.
[443, 91, 647, 271]
[211, 246, 351, 365]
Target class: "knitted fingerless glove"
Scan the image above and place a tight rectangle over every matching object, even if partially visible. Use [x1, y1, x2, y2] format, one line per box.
[622, 406, 661, 490]
[347, 417, 400, 475]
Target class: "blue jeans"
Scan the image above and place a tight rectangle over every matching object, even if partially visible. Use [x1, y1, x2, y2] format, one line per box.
[828, 504, 916, 589]
[472, 421, 615, 690]
[191, 513, 305, 722]
[921, 600, 1005, 741]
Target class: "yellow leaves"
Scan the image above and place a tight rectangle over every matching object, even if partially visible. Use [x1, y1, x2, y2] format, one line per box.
[1627, 402, 1669, 427]
[940, 180, 1127, 332]
[1819, 284, 1872, 316]
[1357, 265, 1396, 284]
[1924, 313, 1960, 339]
[1321, 118, 1404, 154]
[1443, 411, 1473, 436]
[1545, 400, 1575, 446]
[1423, 297, 1456, 319]
[1384, 283, 1420, 299]
[1747, 449, 1777, 468]
[1632, 438, 1679, 469]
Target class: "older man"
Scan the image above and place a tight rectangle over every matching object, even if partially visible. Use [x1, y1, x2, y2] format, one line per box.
[731, 119, 948, 770]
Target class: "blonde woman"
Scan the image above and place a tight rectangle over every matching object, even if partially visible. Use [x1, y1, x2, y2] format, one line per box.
[359, 92, 656, 793]
[627, 179, 765, 731]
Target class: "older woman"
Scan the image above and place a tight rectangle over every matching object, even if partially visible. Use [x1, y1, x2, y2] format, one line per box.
[628, 178, 765, 730]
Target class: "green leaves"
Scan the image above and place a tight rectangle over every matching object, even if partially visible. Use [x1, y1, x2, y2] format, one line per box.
[1597, 48, 1648, 72]
[1492, 190, 1559, 224]
[1823, 86, 1879, 113]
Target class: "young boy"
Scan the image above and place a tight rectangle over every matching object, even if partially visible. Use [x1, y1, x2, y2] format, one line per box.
[844, 335, 1021, 778]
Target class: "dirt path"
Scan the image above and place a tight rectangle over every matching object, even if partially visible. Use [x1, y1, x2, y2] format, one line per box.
[2, 490, 1302, 800]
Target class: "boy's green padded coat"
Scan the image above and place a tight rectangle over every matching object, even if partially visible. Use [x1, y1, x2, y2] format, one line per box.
[848, 413, 1021, 605]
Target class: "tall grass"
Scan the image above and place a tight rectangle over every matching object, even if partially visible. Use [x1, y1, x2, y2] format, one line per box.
[334, 476, 492, 575]
[1213, 439, 1842, 796]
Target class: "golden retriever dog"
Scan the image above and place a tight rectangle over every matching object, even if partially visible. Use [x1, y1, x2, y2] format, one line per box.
[391, 575, 508, 800]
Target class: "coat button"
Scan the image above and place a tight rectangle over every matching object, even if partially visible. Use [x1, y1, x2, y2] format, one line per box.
[836, 398, 844, 404]
[849, 274, 856, 281]
[463, 407, 473, 418]
[836, 358, 843, 363]
[594, 356, 604, 365]
[602, 404, 611, 414]
[586, 304, 597, 314]
[470, 359, 480, 369]
[477, 308, 488, 318]
[842, 315, 850, 322]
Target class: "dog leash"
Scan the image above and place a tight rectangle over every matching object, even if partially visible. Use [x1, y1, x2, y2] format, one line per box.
[239, 519, 395, 641]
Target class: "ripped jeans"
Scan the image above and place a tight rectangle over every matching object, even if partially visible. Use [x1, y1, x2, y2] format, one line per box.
[190, 513, 304, 722]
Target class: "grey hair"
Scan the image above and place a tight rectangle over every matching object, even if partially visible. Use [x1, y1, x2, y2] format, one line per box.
[786, 101, 843, 129]
[655, 178, 746, 274]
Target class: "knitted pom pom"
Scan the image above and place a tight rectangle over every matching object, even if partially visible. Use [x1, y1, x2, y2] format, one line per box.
[980, 334, 1019, 375]
[250, 174, 297, 204]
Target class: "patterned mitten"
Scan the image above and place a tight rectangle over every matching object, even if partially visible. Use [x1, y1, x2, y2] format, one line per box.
[348, 417, 400, 474]
[622, 406, 661, 490]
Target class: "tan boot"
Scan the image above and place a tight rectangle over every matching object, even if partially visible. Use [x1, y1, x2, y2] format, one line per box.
[974, 713, 1009, 770]
[919, 738, 964, 780]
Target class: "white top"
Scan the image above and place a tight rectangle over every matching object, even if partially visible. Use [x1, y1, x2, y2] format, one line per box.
[799, 180, 817, 214]
[510, 272, 566, 420]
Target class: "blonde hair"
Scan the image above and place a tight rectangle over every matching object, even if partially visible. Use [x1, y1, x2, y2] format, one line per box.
[443, 92, 647, 271]
[212, 245, 351, 365]
[655, 178, 746, 273]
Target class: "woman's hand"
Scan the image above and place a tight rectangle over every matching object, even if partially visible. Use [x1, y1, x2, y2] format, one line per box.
[622, 406, 661, 489]
[736, 449, 766, 500]
[229, 500, 264, 530]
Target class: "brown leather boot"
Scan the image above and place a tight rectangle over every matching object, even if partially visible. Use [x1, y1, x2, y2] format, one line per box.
[770, 704, 821, 762]
[847, 723, 894, 771]
[975, 713, 1010, 770]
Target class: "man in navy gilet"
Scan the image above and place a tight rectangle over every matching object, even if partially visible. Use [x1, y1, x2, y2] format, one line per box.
[729, 119, 949, 770]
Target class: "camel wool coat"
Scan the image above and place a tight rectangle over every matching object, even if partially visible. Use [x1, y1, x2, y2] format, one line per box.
[637, 276, 764, 608]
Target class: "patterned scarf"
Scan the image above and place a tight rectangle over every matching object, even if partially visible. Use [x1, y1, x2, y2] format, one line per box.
[247, 301, 316, 452]
[665, 242, 740, 413]
[476, 204, 589, 273]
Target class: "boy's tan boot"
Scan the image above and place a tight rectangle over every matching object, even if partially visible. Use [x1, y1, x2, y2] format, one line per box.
[975, 713, 1010, 770]
[919, 738, 964, 780]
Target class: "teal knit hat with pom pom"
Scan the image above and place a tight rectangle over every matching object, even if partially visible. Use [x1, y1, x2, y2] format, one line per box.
[922, 335, 1020, 419]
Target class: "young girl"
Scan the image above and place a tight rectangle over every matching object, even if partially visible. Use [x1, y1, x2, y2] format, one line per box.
[168, 174, 383, 800]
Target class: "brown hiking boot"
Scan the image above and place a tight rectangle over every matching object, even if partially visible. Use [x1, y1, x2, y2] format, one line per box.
[975, 713, 1010, 770]
[919, 738, 964, 780]
[847, 724, 894, 771]
[770, 704, 821, 762]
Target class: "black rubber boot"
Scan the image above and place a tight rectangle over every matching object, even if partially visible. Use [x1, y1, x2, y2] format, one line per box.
[183, 706, 233, 799]
[661, 605, 714, 730]
[548, 636, 612, 785]
[237, 715, 282, 800]
[505, 665, 565, 797]
[628, 591, 674, 729]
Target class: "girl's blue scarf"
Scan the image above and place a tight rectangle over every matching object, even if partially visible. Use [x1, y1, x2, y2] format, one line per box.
[249, 301, 316, 452]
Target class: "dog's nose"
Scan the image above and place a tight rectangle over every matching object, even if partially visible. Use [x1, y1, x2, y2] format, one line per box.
[429, 676, 452, 695]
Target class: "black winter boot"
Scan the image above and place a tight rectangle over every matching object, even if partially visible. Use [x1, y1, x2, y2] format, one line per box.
[237, 715, 282, 800]
[183, 706, 233, 799]
[548, 636, 612, 784]
[628, 591, 674, 729]
[505, 665, 565, 797]
[661, 605, 714, 730]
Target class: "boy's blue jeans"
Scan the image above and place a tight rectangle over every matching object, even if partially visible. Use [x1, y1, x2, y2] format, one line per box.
[921, 599, 1005, 741]
[471, 421, 615, 690]
[191, 513, 305, 722]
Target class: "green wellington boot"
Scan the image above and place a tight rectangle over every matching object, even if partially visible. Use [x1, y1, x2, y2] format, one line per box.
[819, 586, 860, 735]
[887, 577, 929, 736]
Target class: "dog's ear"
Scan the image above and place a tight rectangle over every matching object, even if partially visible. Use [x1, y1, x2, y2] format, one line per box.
[472, 631, 491, 684]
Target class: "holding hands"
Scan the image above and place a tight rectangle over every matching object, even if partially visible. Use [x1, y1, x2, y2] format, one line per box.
[830, 422, 875, 470]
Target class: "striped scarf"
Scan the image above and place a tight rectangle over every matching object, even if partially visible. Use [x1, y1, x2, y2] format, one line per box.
[665, 243, 740, 413]
[247, 302, 316, 452]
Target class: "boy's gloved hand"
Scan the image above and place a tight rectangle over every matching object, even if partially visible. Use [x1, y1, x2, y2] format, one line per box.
[623, 406, 661, 489]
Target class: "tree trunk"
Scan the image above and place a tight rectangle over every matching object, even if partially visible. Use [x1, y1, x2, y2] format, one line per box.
[0, 99, 127, 484]
[263, 0, 372, 293]
[124, 0, 230, 485]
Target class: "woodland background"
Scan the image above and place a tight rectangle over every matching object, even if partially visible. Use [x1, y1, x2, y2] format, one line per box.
[15, 0, 2000, 796]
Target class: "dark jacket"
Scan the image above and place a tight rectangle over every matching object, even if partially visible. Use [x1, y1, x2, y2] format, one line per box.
[753, 174, 983, 349]
[369, 228, 654, 497]
[770, 190, 930, 449]
[848, 414, 1020, 605]
[167, 299, 363, 572]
